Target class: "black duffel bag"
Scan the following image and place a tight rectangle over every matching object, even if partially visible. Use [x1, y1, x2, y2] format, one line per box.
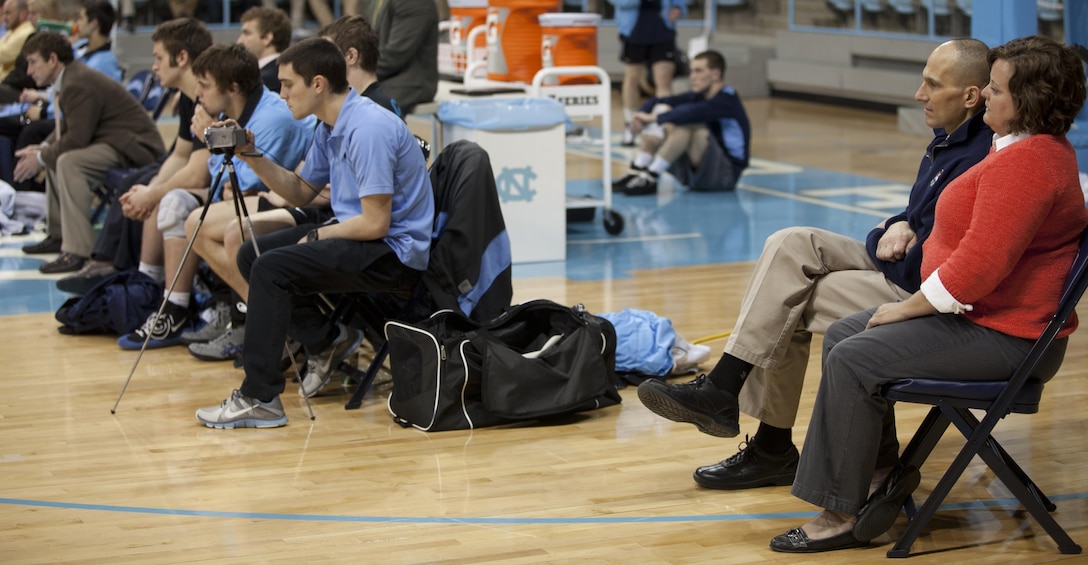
[385, 299, 621, 431]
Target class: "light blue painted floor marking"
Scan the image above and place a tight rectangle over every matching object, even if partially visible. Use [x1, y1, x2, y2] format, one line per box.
[2, 493, 1084, 524]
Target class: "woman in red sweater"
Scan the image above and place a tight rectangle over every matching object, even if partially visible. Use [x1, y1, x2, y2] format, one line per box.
[769, 35, 1088, 553]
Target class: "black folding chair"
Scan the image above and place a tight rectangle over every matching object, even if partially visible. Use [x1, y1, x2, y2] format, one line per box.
[337, 140, 514, 409]
[879, 227, 1088, 558]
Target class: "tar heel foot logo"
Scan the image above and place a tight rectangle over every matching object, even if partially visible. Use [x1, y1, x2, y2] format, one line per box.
[149, 313, 186, 340]
[496, 166, 537, 204]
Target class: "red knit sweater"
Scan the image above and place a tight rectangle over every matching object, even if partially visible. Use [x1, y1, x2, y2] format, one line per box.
[921, 134, 1088, 339]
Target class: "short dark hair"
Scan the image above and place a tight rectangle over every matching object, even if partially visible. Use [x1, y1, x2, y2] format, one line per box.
[278, 37, 348, 93]
[320, 15, 379, 74]
[989, 35, 1087, 136]
[695, 50, 726, 77]
[191, 43, 262, 96]
[23, 31, 73, 64]
[82, 0, 115, 35]
[240, 6, 292, 54]
[152, 17, 213, 67]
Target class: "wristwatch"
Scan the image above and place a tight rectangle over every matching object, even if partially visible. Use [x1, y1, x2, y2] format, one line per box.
[306, 228, 320, 242]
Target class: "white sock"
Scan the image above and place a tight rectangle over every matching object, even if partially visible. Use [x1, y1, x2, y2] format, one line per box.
[648, 156, 671, 174]
[623, 108, 635, 125]
[165, 291, 189, 308]
[139, 262, 164, 284]
[633, 152, 654, 169]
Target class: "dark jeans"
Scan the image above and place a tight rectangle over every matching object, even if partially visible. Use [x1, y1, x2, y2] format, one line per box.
[236, 224, 420, 401]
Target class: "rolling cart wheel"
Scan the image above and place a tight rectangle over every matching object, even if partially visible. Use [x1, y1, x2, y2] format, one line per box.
[603, 209, 624, 235]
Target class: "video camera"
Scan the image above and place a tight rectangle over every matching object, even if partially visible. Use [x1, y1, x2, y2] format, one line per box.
[203, 126, 248, 154]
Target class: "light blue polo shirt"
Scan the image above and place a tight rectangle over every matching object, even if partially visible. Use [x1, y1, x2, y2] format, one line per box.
[299, 92, 433, 271]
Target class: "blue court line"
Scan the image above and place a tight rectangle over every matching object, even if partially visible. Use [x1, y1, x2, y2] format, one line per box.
[2, 493, 1085, 524]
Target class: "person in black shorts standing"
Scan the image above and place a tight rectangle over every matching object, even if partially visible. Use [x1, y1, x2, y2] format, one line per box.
[608, 0, 686, 146]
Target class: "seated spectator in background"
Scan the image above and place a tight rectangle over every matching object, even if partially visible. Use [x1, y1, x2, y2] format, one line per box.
[770, 35, 1088, 553]
[15, 32, 164, 273]
[56, 18, 212, 294]
[636, 39, 993, 492]
[614, 50, 750, 196]
[237, 5, 290, 93]
[116, 43, 314, 351]
[26, 0, 58, 30]
[322, 14, 399, 117]
[184, 13, 401, 363]
[71, 0, 122, 81]
[4, 0, 124, 186]
[0, 0, 55, 107]
[0, 0, 32, 81]
[368, 0, 437, 115]
[195, 37, 433, 429]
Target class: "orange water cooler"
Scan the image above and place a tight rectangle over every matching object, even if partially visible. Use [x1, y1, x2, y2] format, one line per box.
[486, 0, 561, 83]
[539, 13, 600, 84]
[449, 0, 489, 74]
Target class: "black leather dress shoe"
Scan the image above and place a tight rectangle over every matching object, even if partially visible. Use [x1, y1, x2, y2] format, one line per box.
[637, 374, 740, 438]
[39, 253, 87, 274]
[693, 439, 799, 490]
[22, 235, 62, 254]
[770, 527, 868, 553]
[853, 464, 921, 541]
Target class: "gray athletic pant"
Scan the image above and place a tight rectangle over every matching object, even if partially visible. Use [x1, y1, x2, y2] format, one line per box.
[790, 307, 1067, 515]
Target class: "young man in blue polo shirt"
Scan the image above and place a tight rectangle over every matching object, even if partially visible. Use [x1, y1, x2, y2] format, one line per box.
[116, 43, 314, 351]
[196, 37, 434, 429]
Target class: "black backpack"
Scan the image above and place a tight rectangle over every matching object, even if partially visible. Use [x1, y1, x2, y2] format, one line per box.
[386, 300, 621, 431]
[55, 270, 161, 335]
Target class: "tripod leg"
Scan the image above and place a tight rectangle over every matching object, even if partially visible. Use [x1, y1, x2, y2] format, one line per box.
[112, 171, 227, 413]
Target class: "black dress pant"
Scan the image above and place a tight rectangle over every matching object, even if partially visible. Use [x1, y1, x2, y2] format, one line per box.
[236, 224, 419, 401]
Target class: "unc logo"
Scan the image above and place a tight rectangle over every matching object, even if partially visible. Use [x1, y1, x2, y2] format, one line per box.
[496, 166, 537, 203]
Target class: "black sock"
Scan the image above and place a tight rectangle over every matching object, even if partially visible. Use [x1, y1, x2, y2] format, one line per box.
[752, 421, 793, 455]
[705, 353, 753, 396]
[230, 291, 246, 327]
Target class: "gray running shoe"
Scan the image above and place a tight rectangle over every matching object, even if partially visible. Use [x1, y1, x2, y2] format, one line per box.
[188, 324, 245, 361]
[181, 302, 231, 345]
[196, 390, 287, 429]
[298, 324, 364, 398]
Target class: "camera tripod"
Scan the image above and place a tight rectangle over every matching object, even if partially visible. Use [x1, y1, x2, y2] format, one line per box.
[111, 151, 316, 420]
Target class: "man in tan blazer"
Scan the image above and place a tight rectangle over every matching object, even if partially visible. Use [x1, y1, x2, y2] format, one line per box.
[0, 0, 33, 81]
[15, 32, 165, 273]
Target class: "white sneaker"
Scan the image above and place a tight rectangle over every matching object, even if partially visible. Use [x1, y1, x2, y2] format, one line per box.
[196, 390, 287, 429]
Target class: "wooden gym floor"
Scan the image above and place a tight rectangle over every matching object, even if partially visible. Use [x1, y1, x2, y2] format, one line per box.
[1, 97, 1086, 563]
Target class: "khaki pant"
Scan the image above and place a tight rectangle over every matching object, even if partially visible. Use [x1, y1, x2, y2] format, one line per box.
[45, 143, 126, 258]
[725, 227, 912, 428]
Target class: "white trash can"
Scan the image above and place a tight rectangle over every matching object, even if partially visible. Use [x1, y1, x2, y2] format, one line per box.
[438, 97, 567, 263]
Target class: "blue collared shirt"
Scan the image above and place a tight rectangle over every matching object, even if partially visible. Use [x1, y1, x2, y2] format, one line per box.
[299, 92, 433, 271]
